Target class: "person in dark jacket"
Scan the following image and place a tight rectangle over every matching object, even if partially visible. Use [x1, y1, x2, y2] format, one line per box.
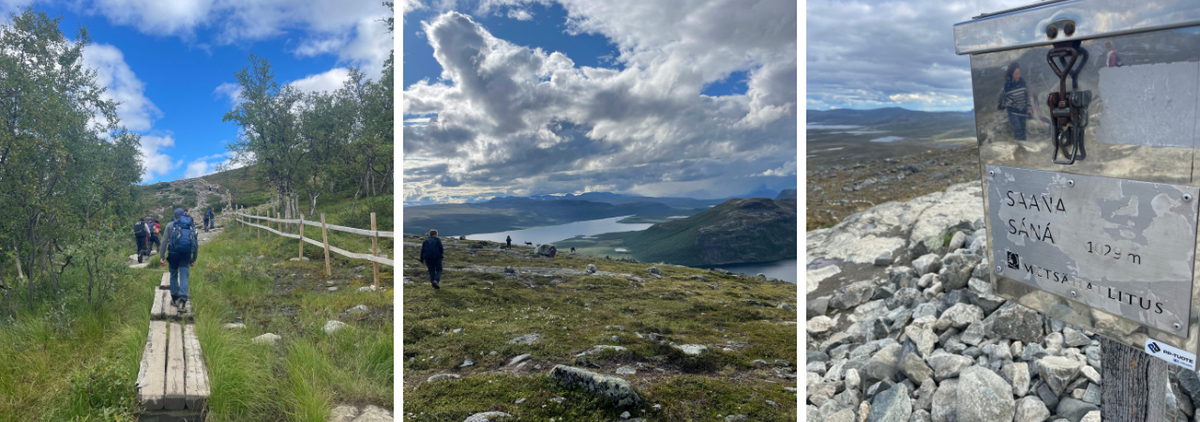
[205, 207, 215, 231]
[997, 62, 1030, 141]
[149, 218, 161, 253]
[134, 217, 151, 262]
[506, 235, 512, 249]
[418, 229, 445, 289]
[160, 208, 200, 310]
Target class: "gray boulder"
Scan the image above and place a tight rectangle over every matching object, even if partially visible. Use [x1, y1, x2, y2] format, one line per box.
[807, 295, 832, 319]
[536, 244, 557, 257]
[463, 412, 513, 422]
[947, 231, 968, 252]
[956, 366, 1015, 422]
[931, 379, 958, 422]
[928, 352, 974, 381]
[1054, 398, 1099, 422]
[1014, 396, 1050, 422]
[830, 280, 876, 310]
[548, 365, 642, 408]
[1001, 362, 1032, 397]
[867, 383, 912, 422]
[913, 254, 943, 276]
[509, 333, 543, 344]
[934, 303, 983, 331]
[1036, 356, 1082, 396]
[985, 302, 1044, 343]
[898, 352, 934, 385]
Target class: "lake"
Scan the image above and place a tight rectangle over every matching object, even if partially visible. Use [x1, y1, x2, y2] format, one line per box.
[465, 216, 796, 283]
[706, 259, 797, 283]
[464, 216, 652, 245]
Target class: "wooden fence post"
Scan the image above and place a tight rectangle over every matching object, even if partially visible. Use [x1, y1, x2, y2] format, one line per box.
[299, 214, 305, 260]
[321, 214, 331, 277]
[371, 212, 379, 290]
[1101, 337, 1168, 421]
[256, 209, 260, 240]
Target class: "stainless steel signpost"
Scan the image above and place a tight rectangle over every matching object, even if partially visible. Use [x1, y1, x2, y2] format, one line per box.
[956, 1, 1200, 420]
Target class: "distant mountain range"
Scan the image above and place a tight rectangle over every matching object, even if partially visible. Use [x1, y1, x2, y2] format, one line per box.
[807, 107, 975, 130]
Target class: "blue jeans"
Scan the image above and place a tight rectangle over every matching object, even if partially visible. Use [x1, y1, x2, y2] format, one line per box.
[168, 258, 190, 302]
[1008, 111, 1027, 140]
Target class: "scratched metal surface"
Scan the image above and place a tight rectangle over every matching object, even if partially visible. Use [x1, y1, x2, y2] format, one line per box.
[968, 25, 1200, 352]
[987, 165, 1199, 335]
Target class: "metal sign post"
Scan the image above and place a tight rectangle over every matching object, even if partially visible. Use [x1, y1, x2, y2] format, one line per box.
[956, 1, 1200, 420]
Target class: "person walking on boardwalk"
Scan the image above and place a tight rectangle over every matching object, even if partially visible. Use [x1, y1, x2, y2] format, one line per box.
[160, 208, 199, 311]
[204, 207, 215, 232]
[506, 235, 512, 249]
[148, 218, 162, 254]
[134, 217, 151, 263]
[418, 229, 444, 289]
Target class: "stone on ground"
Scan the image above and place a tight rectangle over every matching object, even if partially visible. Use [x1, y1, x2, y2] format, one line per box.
[329, 405, 358, 422]
[252, 333, 281, 345]
[956, 366, 1015, 422]
[463, 412, 512, 422]
[352, 405, 392, 422]
[427, 374, 460, 382]
[508, 333, 542, 344]
[867, 383, 911, 422]
[323, 320, 349, 335]
[548, 365, 642, 408]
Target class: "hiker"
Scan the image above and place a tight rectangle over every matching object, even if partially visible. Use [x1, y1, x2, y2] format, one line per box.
[506, 235, 512, 249]
[205, 207, 215, 232]
[133, 217, 151, 263]
[160, 208, 199, 311]
[149, 218, 162, 254]
[418, 229, 444, 290]
[997, 62, 1030, 141]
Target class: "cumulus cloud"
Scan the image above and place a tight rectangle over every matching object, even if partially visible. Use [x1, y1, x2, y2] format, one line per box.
[81, 0, 393, 79]
[83, 43, 163, 132]
[290, 68, 351, 94]
[139, 134, 182, 182]
[212, 82, 242, 109]
[806, 0, 1027, 111]
[404, 3, 797, 203]
[184, 151, 242, 178]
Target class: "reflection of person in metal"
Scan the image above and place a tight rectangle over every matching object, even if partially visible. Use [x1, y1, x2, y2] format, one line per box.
[997, 62, 1030, 141]
[1105, 41, 1121, 67]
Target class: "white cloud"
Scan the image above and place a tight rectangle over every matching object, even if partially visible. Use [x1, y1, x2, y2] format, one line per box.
[82, 43, 163, 132]
[403, 6, 796, 202]
[807, 0, 1027, 111]
[401, 0, 426, 15]
[184, 151, 244, 178]
[139, 134, 182, 182]
[290, 68, 351, 94]
[506, 8, 532, 20]
[212, 82, 242, 109]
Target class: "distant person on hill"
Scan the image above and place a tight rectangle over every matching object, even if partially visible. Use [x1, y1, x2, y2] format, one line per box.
[418, 229, 444, 290]
[506, 235, 512, 249]
[997, 62, 1029, 141]
[133, 217, 150, 263]
[161, 208, 199, 311]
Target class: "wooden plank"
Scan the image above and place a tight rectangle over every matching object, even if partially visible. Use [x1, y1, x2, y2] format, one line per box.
[183, 324, 210, 410]
[1102, 336, 1169, 421]
[151, 289, 167, 320]
[164, 293, 178, 320]
[159, 272, 169, 290]
[138, 321, 168, 410]
[164, 322, 186, 410]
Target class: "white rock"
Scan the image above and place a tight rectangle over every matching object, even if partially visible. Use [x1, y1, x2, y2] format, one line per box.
[252, 333, 281, 345]
[808, 316, 835, 334]
[224, 323, 246, 330]
[323, 320, 348, 335]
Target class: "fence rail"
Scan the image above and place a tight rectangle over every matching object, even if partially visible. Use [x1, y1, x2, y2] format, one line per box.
[232, 209, 392, 288]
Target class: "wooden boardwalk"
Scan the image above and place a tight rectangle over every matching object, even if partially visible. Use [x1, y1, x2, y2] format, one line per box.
[137, 272, 208, 421]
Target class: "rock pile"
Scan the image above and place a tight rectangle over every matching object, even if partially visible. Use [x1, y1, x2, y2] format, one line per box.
[805, 181, 1200, 422]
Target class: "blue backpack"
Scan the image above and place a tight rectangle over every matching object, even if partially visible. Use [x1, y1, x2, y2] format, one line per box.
[171, 216, 196, 257]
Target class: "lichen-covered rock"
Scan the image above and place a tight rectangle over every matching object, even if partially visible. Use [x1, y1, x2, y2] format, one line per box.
[548, 365, 643, 408]
[956, 366, 1015, 422]
[463, 412, 513, 422]
[867, 383, 912, 422]
[536, 244, 557, 257]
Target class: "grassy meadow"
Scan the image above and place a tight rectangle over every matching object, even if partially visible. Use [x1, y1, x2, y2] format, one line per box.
[401, 237, 798, 421]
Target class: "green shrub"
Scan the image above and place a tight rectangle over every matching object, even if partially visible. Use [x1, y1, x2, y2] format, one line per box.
[65, 358, 138, 421]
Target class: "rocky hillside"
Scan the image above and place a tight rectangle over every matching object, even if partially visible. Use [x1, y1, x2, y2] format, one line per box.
[402, 235, 797, 420]
[805, 182, 1199, 422]
[559, 197, 797, 266]
[806, 145, 981, 231]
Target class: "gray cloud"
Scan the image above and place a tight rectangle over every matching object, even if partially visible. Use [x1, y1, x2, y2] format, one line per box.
[404, 2, 797, 204]
[806, 0, 1026, 111]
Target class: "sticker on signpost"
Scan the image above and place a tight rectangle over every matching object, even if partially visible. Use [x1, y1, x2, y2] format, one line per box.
[1146, 337, 1198, 370]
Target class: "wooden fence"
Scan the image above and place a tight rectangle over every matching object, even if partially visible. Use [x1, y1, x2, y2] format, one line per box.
[232, 208, 393, 289]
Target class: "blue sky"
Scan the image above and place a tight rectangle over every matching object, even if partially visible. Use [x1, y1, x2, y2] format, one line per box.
[7, 1, 393, 184]
[401, 0, 797, 204]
